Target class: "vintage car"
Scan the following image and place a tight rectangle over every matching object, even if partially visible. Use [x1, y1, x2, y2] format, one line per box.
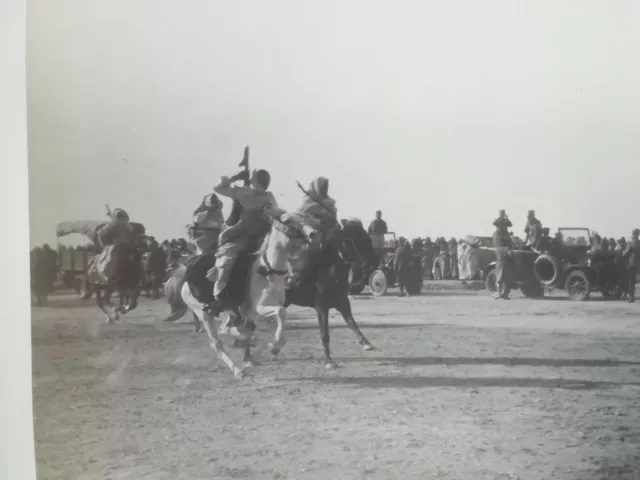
[483, 248, 544, 298]
[532, 227, 620, 301]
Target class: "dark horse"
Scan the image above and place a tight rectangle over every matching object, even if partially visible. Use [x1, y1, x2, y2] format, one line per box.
[236, 218, 380, 368]
[88, 243, 144, 323]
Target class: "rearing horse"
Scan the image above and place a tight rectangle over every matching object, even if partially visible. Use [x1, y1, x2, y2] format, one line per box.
[176, 210, 320, 378]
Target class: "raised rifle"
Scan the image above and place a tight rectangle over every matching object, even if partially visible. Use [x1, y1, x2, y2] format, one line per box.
[225, 145, 250, 226]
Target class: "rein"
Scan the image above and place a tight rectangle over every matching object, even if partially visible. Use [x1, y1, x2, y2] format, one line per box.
[254, 217, 310, 278]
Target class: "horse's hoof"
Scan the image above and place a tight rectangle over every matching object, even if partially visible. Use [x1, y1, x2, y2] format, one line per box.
[325, 361, 338, 370]
[269, 345, 281, 357]
[362, 343, 377, 352]
[244, 359, 257, 368]
[105, 315, 114, 324]
[233, 367, 245, 380]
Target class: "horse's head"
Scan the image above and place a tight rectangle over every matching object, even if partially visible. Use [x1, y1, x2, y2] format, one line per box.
[262, 209, 322, 281]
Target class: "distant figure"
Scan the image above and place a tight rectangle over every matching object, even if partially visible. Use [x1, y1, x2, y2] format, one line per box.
[368, 210, 388, 250]
[524, 210, 542, 248]
[31, 247, 50, 306]
[624, 229, 640, 303]
[394, 237, 413, 297]
[457, 239, 469, 282]
[492, 209, 513, 299]
[615, 238, 628, 299]
[422, 237, 435, 279]
[41, 243, 58, 292]
[448, 238, 458, 279]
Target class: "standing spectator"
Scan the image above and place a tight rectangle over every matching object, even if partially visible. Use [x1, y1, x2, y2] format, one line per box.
[624, 229, 640, 303]
[394, 237, 413, 297]
[31, 247, 49, 306]
[457, 239, 468, 281]
[492, 209, 513, 299]
[368, 210, 388, 250]
[524, 210, 542, 248]
[615, 237, 628, 299]
[437, 237, 450, 279]
[41, 243, 58, 292]
[448, 237, 458, 279]
[422, 237, 435, 280]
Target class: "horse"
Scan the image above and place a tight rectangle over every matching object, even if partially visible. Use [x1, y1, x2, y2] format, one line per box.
[87, 243, 144, 323]
[237, 217, 379, 369]
[166, 210, 320, 378]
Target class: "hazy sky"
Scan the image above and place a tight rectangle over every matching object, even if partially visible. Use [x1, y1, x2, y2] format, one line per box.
[28, 1, 640, 247]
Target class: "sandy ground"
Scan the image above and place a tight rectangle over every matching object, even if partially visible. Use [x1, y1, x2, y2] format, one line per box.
[32, 282, 640, 480]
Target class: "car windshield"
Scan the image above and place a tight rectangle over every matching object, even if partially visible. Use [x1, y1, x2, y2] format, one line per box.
[556, 228, 591, 246]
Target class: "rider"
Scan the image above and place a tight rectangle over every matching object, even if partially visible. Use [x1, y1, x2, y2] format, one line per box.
[204, 168, 276, 315]
[94, 208, 134, 282]
[189, 193, 224, 255]
[296, 176, 341, 293]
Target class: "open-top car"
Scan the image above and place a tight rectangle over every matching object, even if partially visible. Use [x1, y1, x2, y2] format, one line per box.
[483, 246, 543, 298]
[532, 227, 619, 301]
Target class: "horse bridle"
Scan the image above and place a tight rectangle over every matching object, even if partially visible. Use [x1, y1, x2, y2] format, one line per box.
[256, 217, 313, 277]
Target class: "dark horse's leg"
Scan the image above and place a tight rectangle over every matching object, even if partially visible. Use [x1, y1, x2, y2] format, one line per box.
[333, 294, 376, 351]
[315, 301, 337, 369]
[96, 285, 118, 323]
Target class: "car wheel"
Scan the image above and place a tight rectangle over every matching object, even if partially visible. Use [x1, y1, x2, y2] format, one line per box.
[565, 270, 591, 301]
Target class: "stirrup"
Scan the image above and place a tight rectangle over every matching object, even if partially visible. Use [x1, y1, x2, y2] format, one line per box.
[203, 298, 224, 316]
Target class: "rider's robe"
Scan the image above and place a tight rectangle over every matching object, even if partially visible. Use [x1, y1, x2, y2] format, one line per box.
[191, 208, 224, 255]
[210, 181, 277, 297]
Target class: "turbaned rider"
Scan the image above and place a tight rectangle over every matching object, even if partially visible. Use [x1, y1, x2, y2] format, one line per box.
[296, 176, 341, 293]
[189, 193, 224, 255]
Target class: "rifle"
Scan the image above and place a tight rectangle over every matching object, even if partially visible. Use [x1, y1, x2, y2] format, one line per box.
[225, 145, 250, 226]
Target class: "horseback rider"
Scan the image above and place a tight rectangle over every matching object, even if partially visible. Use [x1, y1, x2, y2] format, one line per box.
[204, 168, 276, 315]
[189, 193, 224, 255]
[91, 208, 135, 284]
[296, 176, 341, 293]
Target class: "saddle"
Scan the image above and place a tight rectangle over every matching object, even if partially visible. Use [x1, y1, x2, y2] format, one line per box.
[89, 243, 140, 288]
[184, 237, 262, 308]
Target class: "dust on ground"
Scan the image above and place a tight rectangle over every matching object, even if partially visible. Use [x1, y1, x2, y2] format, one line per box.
[32, 282, 640, 480]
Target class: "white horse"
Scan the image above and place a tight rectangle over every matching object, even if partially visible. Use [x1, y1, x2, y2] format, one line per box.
[178, 210, 319, 378]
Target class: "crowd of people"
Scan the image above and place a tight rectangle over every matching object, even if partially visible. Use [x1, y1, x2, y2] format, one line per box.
[30, 177, 639, 307]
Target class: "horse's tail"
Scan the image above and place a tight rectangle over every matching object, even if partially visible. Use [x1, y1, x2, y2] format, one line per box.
[163, 265, 187, 322]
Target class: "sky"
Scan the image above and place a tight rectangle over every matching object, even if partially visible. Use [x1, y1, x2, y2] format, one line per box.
[27, 1, 640, 247]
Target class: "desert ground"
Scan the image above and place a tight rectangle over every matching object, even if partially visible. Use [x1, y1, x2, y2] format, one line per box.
[32, 282, 640, 480]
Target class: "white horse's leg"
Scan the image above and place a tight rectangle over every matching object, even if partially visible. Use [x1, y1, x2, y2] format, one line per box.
[259, 305, 287, 356]
[181, 284, 243, 378]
